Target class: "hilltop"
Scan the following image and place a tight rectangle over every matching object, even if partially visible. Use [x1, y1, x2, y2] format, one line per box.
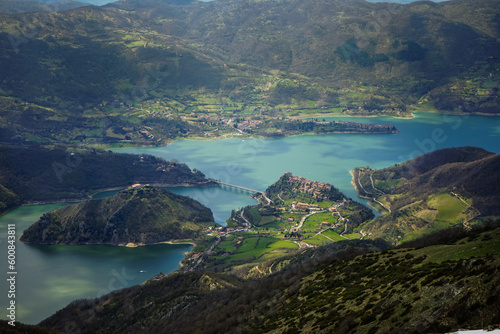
[266, 172, 346, 203]
[20, 186, 215, 245]
[264, 172, 374, 228]
[0, 0, 498, 145]
[352, 146, 500, 243]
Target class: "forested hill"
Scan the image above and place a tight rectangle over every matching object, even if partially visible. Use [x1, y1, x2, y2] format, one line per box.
[0, 0, 498, 119]
[20, 186, 215, 245]
[0, 145, 214, 214]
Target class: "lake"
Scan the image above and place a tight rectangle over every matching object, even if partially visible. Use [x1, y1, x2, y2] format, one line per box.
[1, 112, 499, 324]
[118, 112, 500, 202]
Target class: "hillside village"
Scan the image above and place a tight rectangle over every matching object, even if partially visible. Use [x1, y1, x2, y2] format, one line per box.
[273, 172, 344, 201]
[182, 173, 374, 274]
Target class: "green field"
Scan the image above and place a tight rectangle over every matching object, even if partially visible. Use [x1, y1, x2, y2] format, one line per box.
[322, 230, 346, 241]
[400, 221, 456, 244]
[219, 236, 283, 262]
[258, 220, 293, 229]
[304, 234, 333, 246]
[427, 193, 469, 222]
[302, 212, 338, 231]
[407, 228, 500, 263]
[267, 240, 299, 250]
[343, 232, 361, 240]
[214, 235, 238, 253]
[210, 232, 301, 268]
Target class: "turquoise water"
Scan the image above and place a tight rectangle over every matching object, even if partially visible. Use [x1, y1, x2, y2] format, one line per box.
[1, 112, 499, 325]
[92, 187, 257, 225]
[0, 204, 192, 324]
[166, 187, 256, 224]
[117, 112, 500, 201]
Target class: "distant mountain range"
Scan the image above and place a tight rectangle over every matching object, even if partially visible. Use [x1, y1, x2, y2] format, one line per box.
[0, 0, 114, 12]
[0, 0, 90, 13]
[2, 0, 450, 9]
[0, 0, 498, 145]
[367, 0, 447, 3]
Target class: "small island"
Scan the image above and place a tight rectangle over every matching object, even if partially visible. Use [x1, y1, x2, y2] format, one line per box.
[20, 186, 216, 246]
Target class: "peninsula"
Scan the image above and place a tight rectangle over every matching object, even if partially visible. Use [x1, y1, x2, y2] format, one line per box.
[184, 172, 375, 274]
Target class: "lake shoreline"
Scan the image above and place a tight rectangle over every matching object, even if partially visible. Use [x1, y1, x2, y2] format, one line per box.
[3, 111, 500, 325]
[103, 113, 410, 150]
[125, 240, 197, 269]
[86, 111, 500, 150]
[124, 239, 197, 248]
[293, 112, 415, 120]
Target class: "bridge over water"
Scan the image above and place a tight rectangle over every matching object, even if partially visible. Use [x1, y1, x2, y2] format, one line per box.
[216, 181, 262, 194]
[215, 181, 272, 205]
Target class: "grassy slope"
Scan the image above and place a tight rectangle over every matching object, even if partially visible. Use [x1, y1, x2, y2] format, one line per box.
[39, 224, 500, 334]
[353, 147, 500, 244]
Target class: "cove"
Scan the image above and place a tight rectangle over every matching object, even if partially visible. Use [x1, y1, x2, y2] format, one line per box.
[0, 204, 193, 324]
[1, 112, 499, 325]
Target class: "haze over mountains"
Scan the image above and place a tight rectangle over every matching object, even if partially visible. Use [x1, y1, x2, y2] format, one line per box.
[0, 0, 450, 10]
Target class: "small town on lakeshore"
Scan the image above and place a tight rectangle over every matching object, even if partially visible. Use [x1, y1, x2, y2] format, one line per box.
[182, 173, 374, 273]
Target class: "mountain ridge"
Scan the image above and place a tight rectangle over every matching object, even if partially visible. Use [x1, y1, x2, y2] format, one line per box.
[38, 223, 500, 333]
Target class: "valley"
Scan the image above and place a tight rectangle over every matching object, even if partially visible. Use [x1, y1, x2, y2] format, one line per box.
[2, 115, 499, 326]
[0, 0, 499, 332]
